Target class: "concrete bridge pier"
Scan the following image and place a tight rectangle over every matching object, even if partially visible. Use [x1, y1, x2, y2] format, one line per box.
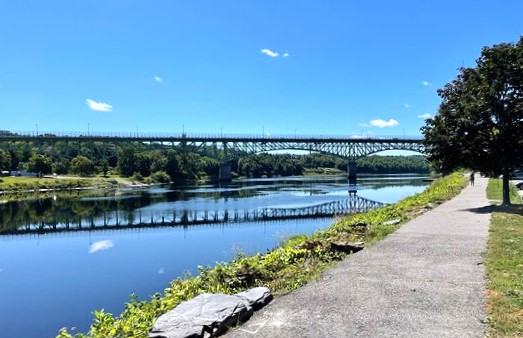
[219, 164, 232, 181]
[348, 160, 357, 194]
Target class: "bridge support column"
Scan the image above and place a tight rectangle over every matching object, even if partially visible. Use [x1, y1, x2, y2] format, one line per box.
[219, 164, 232, 181]
[348, 160, 357, 194]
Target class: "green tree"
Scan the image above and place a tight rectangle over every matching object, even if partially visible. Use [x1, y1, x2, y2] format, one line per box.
[0, 149, 11, 171]
[52, 158, 70, 175]
[118, 147, 138, 177]
[27, 154, 53, 177]
[71, 155, 95, 176]
[100, 159, 110, 177]
[422, 37, 523, 205]
[164, 149, 180, 180]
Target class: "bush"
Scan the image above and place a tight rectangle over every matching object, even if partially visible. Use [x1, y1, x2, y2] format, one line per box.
[130, 172, 144, 182]
[150, 171, 171, 183]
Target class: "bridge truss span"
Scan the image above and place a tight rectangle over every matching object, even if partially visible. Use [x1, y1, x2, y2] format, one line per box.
[229, 138, 424, 158]
[0, 133, 424, 159]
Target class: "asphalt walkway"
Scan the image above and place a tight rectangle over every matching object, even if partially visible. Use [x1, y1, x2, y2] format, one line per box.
[226, 176, 490, 338]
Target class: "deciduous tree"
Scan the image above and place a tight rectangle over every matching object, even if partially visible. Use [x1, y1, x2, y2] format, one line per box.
[71, 155, 95, 176]
[422, 37, 523, 205]
[27, 154, 53, 177]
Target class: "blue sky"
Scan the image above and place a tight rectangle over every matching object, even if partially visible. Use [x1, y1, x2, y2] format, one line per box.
[1, 0, 522, 137]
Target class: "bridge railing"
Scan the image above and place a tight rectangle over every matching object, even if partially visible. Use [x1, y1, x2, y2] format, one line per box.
[1, 130, 424, 141]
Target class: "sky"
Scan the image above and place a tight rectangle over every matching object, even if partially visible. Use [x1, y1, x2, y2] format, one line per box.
[1, 0, 522, 138]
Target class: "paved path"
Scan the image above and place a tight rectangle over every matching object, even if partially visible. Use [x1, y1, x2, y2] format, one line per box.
[226, 176, 490, 338]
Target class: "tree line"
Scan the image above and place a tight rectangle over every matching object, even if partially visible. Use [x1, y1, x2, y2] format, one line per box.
[0, 140, 429, 182]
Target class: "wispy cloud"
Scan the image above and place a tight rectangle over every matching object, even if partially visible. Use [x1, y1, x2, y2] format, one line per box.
[404, 104, 411, 109]
[359, 123, 369, 127]
[261, 49, 279, 57]
[418, 113, 432, 119]
[370, 119, 399, 128]
[154, 76, 163, 83]
[86, 99, 112, 112]
[89, 240, 114, 254]
[422, 81, 432, 87]
[158, 267, 165, 274]
[283, 53, 289, 57]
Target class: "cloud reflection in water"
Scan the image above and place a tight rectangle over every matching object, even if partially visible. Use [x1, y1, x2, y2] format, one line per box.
[89, 240, 114, 254]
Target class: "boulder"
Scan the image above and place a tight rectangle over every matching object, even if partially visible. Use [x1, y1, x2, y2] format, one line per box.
[236, 287, 273, 310]
[149, 287, 272, 338]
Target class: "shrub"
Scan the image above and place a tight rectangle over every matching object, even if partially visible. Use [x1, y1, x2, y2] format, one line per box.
[150, 171, 171, 183]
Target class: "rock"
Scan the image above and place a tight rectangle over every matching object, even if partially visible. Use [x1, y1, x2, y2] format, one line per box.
[236, 287, 273, 310]
[383, 218, 401, 226]
[149, 287, 272, 338]
[330, 241, 365, 254]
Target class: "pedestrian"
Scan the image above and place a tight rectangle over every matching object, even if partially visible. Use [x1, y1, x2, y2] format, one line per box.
[469, 171, 475, 186]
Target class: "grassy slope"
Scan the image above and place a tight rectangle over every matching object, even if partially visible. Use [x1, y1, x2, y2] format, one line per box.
[486, 179, 523, 337]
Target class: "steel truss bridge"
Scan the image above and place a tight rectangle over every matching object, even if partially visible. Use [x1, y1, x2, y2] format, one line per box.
[1, 195, 387, 236]
[0, 132, 424, 160]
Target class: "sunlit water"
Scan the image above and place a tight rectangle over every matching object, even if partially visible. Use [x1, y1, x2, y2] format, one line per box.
[0, 174, 430, 338]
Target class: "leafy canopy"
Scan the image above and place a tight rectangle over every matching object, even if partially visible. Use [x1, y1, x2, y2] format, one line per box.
[422, 37, 523, 204]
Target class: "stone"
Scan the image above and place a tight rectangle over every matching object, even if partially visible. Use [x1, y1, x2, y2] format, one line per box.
[236, 287, 273, 310]
[330, 241, 365, 254]
[382, 218, 401, 226]
[149, 288, 272, 338]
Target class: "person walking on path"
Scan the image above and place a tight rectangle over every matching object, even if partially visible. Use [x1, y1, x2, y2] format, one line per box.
[470, 171, 475, 186]
[226, 176, 490, 338]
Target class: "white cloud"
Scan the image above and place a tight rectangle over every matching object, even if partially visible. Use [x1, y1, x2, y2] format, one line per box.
[154, 76, 163, 83]
[158, 267, 165, 274]
[404, 104, 411, 109]
[89, 240, 114, 253]
[370, 119, 399, 128]
[261, 49, 279, 57]
[359, 123, 369, 127]
[418, 113, 432, 119]
[283, 53, 289, 57]
[422, 81, 431, 87]
[86, 99, 112, 112]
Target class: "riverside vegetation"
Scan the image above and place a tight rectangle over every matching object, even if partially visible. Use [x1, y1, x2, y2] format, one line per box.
[486, 179, 523, 337]
[0, 138, 429, 189]
[56, 173, 466, 338]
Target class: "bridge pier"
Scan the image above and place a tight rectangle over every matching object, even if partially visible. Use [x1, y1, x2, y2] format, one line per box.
[348, 160, 357, 194]
[219, 164, 232, 181]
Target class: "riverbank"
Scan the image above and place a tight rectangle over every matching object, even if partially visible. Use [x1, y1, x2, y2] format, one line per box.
[226, 175, 489, 338]
[0, 175, 162, 201]
[56, 173, 466, 338]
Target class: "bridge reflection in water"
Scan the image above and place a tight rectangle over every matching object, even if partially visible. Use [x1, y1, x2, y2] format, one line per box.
[4, 195, 387, 236]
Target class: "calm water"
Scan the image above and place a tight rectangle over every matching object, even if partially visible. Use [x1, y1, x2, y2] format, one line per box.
[0, 174, 429, 338]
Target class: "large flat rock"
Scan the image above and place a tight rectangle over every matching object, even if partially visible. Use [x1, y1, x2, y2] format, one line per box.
[150, 287, 272, 338]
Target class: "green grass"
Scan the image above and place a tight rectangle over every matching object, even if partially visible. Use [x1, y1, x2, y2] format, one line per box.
[0, 176, 124, 197]
[486, 179, 523, 337]
[57, 173, 467, 338]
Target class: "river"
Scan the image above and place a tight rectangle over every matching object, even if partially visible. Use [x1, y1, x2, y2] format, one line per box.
[0, 174, 430, 338]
